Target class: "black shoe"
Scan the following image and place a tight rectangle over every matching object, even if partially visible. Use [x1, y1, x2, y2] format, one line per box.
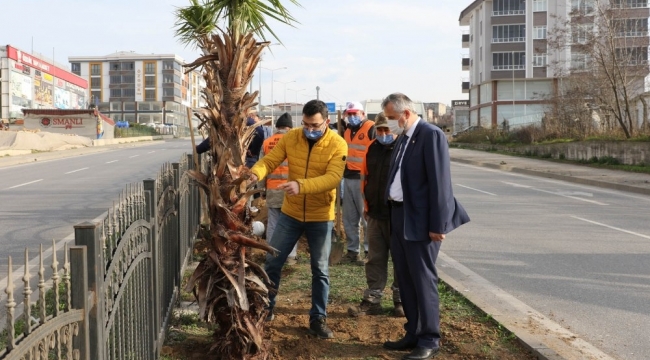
[309, 317, 334, 339]
[265, 310, 274, 322]
[402, 347, 439, 360]
[383, 336, 417, 351]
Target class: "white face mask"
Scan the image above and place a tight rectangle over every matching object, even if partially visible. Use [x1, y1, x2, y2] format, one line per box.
[387, 120, 403, 135]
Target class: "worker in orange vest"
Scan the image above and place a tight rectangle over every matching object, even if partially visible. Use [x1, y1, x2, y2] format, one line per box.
[260, 112, 298, 265]
[342, 101, 376, 263]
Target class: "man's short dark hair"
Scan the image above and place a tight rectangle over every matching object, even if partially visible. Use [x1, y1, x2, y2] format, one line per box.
[303, 100, 329, 119]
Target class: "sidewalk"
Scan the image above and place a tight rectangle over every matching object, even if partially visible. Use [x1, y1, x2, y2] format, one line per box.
[441, 147, 649, 360]
[450, 147, 650, 196]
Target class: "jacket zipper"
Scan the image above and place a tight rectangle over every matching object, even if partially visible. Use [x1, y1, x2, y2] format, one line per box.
[303, 145, 313, 222]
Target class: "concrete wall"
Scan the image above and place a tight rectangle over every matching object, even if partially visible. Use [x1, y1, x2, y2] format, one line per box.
[459, 141, 650, 165]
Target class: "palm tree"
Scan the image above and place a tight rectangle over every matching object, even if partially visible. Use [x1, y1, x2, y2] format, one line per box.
[174, 1, 299, 358]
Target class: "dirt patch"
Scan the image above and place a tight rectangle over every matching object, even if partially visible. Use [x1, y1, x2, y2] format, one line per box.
[165, 239, 536, 360]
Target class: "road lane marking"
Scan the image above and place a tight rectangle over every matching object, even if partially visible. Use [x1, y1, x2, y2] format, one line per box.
[6, 179, 43, 189]
[106, 160, 118, 164]
[456, 184, 496, 196]
[571, 216, 650, 240]
[129, 155, 140, 158]
[503, 181, 608, 205]
[64, 167, 89, 174]
[147, 151, 155, 154]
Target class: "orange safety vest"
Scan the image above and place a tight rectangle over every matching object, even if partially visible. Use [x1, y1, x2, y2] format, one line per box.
[262, 133, 289, 190]
[344, 120, 375, 171]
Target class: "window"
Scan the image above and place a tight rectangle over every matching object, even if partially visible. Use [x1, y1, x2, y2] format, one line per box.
[145, 89, 156, 101]
[90, 63, 101, 76]
[163, 74, 174, 83]
[533, 26, 547, 39]
[572, 24, 592, 44]
[91, 77, 101, 88]
[612, 18, 648, 37]
[110, 62, 120, 71]
[110, 75, 121, 84]
[110, 89, 121, 97]
[492, 52, 526, 70]
[611, 0, 648, 8]
[492, 24, 526, 43]
[145, 62, 156, 74]
[162, 61, 176, 70]
[71, 63, 81, 75]
[122, 75, 135, 84]
[533, 54, 547, 67]
[163, 88, 175, 97]
[145, 76, 156, 87]
[493, 0, 525, 16]
[121, 62, 135, 70]
[122, 88, 135, 97]
[174, 75, 181, 84]
[91, 91, 101, 103]
[615, 47, 648, 65]
[571, 53, 590, 70]
[571, 0, 595, 14]
[533, 0, 547, 11]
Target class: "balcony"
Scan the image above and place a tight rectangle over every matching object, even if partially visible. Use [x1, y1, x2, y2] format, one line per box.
[462, 57, 470, 71]
[462, 81, 470, 94]
[462, 34, 470, 48]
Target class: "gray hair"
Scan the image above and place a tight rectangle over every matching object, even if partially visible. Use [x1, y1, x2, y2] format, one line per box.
[381, 93, 417, 114]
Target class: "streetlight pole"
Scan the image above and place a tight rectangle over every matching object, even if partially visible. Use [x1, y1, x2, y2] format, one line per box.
[275, 80, 296, 114]
[261, 67, 287, 125]
[288, 88, 305, 125]
[256, 43, 280, 114]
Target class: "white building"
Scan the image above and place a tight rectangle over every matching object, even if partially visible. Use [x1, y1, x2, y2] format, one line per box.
[68, 51, 205, 126]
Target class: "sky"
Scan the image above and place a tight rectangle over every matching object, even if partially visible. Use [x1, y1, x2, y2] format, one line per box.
[2, 0, 470, 109]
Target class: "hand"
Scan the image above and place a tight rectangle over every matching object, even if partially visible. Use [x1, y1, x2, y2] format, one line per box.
[429, 232, 445, 242]
[277, 181, 299, 195]
[249, 174, 258, 183]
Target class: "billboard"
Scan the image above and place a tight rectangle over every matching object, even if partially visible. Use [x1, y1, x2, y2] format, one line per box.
[135, 61, 144, 101]
[9, 70, 33, 117]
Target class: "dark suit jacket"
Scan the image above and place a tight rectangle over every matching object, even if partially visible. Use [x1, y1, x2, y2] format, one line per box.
[385, 120, 469, 240]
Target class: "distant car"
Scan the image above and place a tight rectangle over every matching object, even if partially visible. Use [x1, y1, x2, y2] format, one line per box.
[452, 125, 482, 138]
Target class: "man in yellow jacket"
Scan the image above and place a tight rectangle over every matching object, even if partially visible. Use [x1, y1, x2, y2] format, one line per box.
[250, 100, 348, 339]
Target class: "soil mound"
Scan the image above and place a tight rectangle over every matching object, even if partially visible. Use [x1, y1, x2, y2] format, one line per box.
[0, 130, 92, 151]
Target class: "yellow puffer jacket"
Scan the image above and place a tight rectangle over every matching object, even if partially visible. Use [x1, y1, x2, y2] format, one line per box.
[251, 127, 348, 222]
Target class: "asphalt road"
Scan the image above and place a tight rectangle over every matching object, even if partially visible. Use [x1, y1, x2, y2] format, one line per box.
[447, 161, 650, 360]
[0, 139, 192, 279]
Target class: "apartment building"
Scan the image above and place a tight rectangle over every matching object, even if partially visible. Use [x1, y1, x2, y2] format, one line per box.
[68, 51, 205, 126]
[459, 0, 650, 129]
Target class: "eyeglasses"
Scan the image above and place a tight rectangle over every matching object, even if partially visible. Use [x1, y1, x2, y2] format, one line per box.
[301, 120, 326, 130]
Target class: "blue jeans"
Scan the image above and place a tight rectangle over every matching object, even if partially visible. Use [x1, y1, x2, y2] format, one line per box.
[265, 212, 333, 322]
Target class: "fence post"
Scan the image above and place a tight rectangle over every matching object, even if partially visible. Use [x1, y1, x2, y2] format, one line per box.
[172, 163, 181, 286]
[70, 245, 90, 360]
[143, 178, 160, 356]
[74, 222, 104, 360]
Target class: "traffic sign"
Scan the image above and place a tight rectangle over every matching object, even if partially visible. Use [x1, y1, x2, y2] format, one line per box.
[325, 102, 336, 113]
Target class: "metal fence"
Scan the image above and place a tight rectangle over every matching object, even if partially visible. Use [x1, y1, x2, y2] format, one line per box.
[1, 153, 200, 360]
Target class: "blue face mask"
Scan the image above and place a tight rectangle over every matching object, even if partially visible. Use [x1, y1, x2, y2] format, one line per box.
[303, 127, 324, 140]
[347, 115, 362, 127]
[376, 134, 395, 145]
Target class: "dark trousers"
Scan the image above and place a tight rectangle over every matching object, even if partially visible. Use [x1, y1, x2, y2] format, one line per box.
[390, 204, 441, 349]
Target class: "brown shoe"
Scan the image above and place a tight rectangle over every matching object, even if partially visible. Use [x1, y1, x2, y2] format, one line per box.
[393, 302, 405, 317]
[348, 300, 383, 317]
[341, 251, 360, 263]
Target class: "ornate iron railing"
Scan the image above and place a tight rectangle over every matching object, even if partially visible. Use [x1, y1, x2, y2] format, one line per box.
[1, 153, 200, 360]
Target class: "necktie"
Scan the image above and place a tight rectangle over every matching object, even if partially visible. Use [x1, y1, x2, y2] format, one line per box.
[395, 135, 409, 163]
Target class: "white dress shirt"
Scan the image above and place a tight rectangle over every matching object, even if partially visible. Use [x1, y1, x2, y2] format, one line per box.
[388, 117, 421, 202]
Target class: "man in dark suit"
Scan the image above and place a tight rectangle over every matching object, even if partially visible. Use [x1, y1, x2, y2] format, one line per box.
[381, 93, 470, 360]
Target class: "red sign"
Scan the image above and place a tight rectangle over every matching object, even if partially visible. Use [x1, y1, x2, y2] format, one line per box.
[40, 117, 84, 129]
[6, 45, 88, 88]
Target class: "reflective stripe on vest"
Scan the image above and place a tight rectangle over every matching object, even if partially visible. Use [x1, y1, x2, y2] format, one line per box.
[263, 133, 290, 190]
[344, 120, 374, 170]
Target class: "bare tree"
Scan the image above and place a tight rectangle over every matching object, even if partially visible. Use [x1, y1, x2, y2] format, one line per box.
[546, 0, 650, 138]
